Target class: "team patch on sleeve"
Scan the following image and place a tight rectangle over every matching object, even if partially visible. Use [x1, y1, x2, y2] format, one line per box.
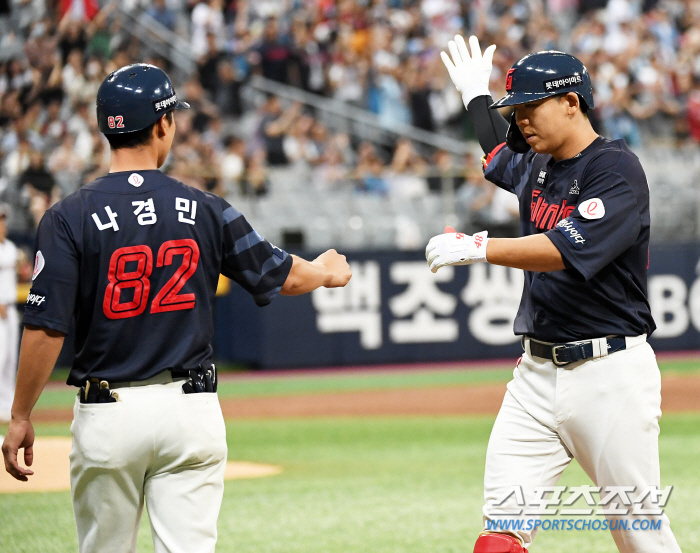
[32, 250, 45, 280]
[578, 198, 605, 220]
[556, 218, 589, 250]
[25, 289, 47, 311]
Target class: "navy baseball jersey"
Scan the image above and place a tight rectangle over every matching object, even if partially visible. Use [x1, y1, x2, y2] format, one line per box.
[483, 136, 655, 342]
[23, 170, 292, 386]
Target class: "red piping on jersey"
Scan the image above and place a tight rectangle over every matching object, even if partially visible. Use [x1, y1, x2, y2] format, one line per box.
[482, 142, 507, 170]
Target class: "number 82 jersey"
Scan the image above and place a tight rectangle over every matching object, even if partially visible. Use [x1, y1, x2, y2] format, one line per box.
[24, 170, 292, 386]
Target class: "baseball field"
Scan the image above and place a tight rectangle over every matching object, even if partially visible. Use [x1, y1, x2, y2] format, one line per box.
[1, 356, 700, 552]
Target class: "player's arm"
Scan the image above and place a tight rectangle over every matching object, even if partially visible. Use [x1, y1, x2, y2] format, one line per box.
[2, 326, 65, 481]
[426, 227, 565, 274]
[3, 209, 79, 481]
[220, 199, 351, 303]
[486, 235, 565, 272]
[281, 251, 352, 296]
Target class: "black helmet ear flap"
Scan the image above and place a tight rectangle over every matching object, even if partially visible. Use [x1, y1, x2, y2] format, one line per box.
[506, 111, 531, 154]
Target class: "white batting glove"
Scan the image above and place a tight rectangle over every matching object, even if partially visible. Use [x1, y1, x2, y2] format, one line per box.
[440, 35, 496, 110]
[425, 227, 489, 273]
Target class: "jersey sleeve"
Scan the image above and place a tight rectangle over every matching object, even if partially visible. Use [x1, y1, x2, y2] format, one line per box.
[23, 210, 79, 334]
[219, 199, 292, 306]
[482, 144, 535, 197]
[545, 157, 641, 282]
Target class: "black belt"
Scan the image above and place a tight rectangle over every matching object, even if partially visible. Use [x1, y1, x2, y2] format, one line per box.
[527, 336, 627, 366]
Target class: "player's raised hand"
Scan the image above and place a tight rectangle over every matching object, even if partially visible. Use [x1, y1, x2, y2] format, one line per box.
[425, 228, 490, 273]
[2, 419, 36, 481]
[314, 249, 352, 288]
[440, 35, 496, 108]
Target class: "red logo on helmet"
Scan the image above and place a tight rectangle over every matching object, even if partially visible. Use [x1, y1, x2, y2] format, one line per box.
[505, 69, 515, 92]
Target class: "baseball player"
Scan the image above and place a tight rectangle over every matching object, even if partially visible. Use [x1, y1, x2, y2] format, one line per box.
[430, 36, 682, 552]
[0, 204, 19, 424]
[1, 64, 351, 553]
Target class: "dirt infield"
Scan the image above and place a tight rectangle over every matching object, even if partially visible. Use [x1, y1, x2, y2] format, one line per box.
[0, 436, 282, 494]
[29, 374, 700, 423]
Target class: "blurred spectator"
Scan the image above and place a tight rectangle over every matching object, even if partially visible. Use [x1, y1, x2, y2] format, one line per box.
[404, 56, 436, 132]
[386, 138, 428, 198]
[82, 130, 110, 184]
[147, 0, 177, 32]
[181, 78, 219, 132]
[242, 148, 269, 196]
[4, 139, 32, 178]
[427, 150, 466, 194]
[289, 17, 325, 93]
[19, 150, 55, 199]
[312, 147, 350, 190]
[489, 187, 521, 237]
[283, 113, 319, 165]
[62, 48, 88, 104]
[256, 17, 292, 84]
[257, 96, 300, 166]
[40, 98, 67, 147]
[191, 0, 225, 59]
[214, 59, 243, 116]
[47, 132, 86, 186]
[354, 142, 388, 195]
[198, 32, 225, 98]
[221, 136, 245, 193]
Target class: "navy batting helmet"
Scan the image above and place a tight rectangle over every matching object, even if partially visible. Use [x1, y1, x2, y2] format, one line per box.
[96, 64, 190, 135]
[491, 51, 594, 110]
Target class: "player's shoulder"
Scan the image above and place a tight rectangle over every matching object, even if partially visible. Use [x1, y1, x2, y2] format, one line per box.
[584, 137, 642, 169]
[582, 137, 645, 182]
[64, 171, 225, 205]
[45, 187, 83, 224]
[81, 169, 179, 194]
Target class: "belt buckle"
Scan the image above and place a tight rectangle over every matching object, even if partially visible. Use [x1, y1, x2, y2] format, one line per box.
[551, 345, 569, 366]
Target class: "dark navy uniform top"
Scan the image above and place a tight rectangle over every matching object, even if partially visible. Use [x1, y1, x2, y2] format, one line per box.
[483, 136, 655, 342]
[23, 170, 292, 386]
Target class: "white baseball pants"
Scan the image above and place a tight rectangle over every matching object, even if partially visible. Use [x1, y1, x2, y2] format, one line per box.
[69, 375, 228, 553]
[0, 305, 19, 420]
[482, 337, 682, 552]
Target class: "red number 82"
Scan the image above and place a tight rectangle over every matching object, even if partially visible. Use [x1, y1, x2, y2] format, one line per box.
[107, 115, 125, 129]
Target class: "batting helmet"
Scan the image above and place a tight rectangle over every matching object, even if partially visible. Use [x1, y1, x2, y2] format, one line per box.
[490, 51, 594, 110]
[96, 64, 190, 135]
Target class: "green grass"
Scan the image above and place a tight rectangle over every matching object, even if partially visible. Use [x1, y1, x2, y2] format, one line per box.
[1, 413, 699, 552]
[656, 357, 700, 374]
[34, 356, 700, 412]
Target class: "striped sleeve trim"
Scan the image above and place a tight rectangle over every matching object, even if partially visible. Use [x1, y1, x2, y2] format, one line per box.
[233, 253, 289, 289]
[223, 206, 242, 224]
[231, 230, 265, 256]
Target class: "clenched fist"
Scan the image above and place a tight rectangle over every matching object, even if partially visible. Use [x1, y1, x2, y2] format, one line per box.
[314, 249, 352, 288]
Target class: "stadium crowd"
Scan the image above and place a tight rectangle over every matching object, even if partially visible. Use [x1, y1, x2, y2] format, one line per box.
[1, 0, 700, 250]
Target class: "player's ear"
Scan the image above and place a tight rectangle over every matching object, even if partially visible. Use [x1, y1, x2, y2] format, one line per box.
[155, 112, 173, 139]
[563, 92, 580, 115]
[155, 114, 167, 138]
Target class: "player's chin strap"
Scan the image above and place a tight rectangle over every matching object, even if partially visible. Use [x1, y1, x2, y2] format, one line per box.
[182, 364, 218, 394]
[506, 112, 531, 154]
[474, 532, 528, 553]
